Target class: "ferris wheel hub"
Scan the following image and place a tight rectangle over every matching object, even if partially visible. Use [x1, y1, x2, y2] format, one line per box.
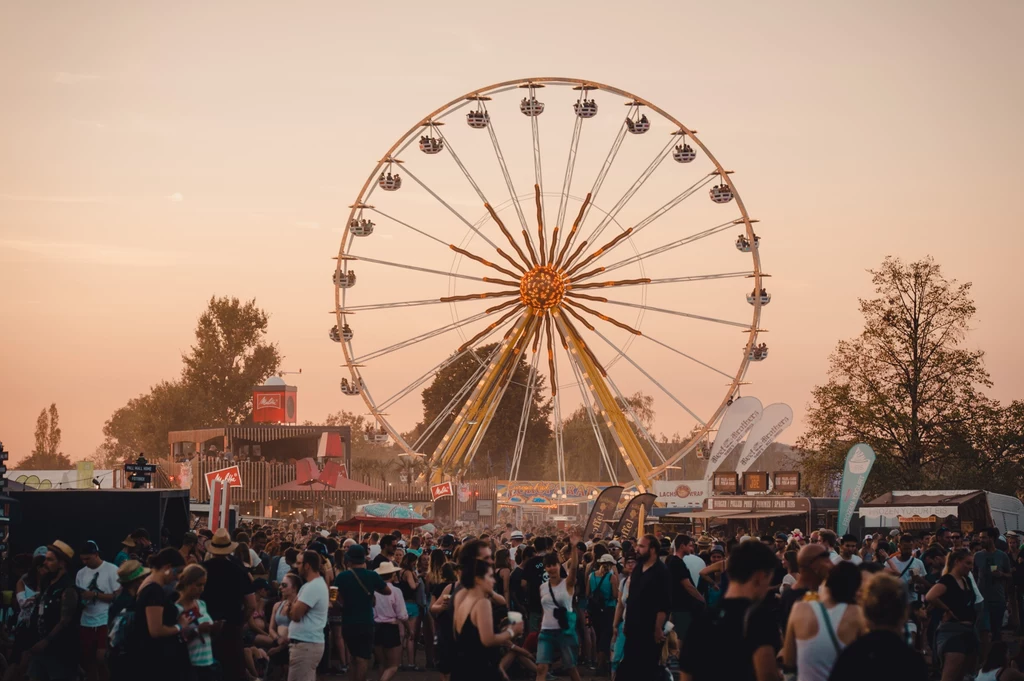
[519, 265, 566, 311]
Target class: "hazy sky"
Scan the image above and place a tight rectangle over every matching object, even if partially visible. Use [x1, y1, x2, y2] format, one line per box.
[2, 1, 1022, 466]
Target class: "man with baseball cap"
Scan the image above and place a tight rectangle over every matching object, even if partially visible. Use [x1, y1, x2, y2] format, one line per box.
[76, 541, 119, 681]
[31, 540, 80, 681]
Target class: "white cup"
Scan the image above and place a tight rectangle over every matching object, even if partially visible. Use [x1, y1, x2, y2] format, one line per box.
[507, 611, 523, 625]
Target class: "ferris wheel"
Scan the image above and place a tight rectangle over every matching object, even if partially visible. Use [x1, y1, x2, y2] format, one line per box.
[332, 77, 769, 494]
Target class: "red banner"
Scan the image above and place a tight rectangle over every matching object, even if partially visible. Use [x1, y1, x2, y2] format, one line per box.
[205, 465, 243, 492]
[431, 481, 453, 501]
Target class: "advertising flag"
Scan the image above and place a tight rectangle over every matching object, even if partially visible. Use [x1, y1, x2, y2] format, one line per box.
[837, 443, 877, 536]
[583, 486, 624, 540]
[430, 481, 454, 501]
[703, 397, 763, 481]
[614, 493, 657, 541]
[735, 403, 794, 474]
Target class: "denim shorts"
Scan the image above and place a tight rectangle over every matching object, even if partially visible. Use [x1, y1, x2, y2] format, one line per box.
[537, 628, 578, 668]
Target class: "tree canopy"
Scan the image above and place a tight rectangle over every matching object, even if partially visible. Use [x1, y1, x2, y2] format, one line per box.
[798, 256, 1023, 496]
[100, 297, 281, 460]
[16, 403, 72, 469]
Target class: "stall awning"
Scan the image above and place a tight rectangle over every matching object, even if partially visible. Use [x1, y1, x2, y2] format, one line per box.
[682, 510, 749, 520]
[169, 425, 348, 445]
[736, 510, 807, 520]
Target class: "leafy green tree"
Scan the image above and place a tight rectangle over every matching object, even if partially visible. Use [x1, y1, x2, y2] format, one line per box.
[16, 403, 72, 469]
[559, 392, 659, 482]
[411, 343, 552, 479]
[798, 256, 1022, 495]
[182, 296, 282, 424]
[102, 297, 281, 459]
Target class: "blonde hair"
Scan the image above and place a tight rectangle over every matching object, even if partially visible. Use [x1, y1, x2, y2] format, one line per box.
[176, 564, 207, 593]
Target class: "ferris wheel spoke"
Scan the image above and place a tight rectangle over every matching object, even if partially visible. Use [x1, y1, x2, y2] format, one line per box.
[380, 318, 510, 414]
[457, 304, 526, 352]
[551, 344, 567, 494]
[559, 122, 627, 267]
[484, 203, 534, 269]
[562, 338, 618, 485]
[534, 185, 546, 266]
[570, 271, 751, 291]
[340, 253, 506, 285]
[564, 298, 642, 336]
[365, 209, 452, 248]
[400, 166, 501, 252]
[563, 227, 636, 279]
[574, 218, 742, 281]
[336, 298, 455, 313]
[552, 116, 584, 262]
[439, 290, 521, 304]
[554, 193, 591, 269]
[588, 324, 706, 425]
[482, 105, 534, 246]
[448, 244, 522, 280]
[640, 332, 735, 380]
[585, 173, 719, 266]
[568, 136, 677, 268]
[431, 125, 488, 204]
[508, 346, 542, 483]
[593, 298, 751, 329]
[354, 309, 498, 363]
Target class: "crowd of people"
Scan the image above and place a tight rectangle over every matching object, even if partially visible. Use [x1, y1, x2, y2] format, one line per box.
[7, 521, 1024, 681]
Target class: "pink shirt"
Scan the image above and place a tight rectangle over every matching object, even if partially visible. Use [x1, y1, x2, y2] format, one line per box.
[373, 583, 408, 624]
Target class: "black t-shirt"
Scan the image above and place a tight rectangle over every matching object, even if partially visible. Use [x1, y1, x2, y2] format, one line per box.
[678, 597, 779, 681]
[937, 574, 976, 623]
[509, 566, 526, 611]
[369, 553, 392, 571]
[666, 555, 701, 614]
[523, 555, 548, 614]
[202, 557, 255, 625]
[623, 559, 672, 639]
[132, 583, 186, 677]
[828, 630, 928, 681]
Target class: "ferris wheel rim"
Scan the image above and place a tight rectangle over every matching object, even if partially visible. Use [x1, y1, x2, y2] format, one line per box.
[334, 76, 766, 483]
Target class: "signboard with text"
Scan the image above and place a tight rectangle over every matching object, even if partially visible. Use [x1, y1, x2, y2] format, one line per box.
[743, 472, 770, 493]
[204, 466, 243, 492]
[773, 471, 801, 493]
[708, 496, 811, 513]
[430, 481, 453, 501]
[712, 472, 739, 494]
[652, 480, 709, 509]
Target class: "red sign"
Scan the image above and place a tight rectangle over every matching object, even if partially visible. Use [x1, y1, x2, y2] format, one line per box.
[252, 386, 297, 424]
[431, 481, 453, 501]
[256, 394, 281, 410]
[205, 466, 243, 492]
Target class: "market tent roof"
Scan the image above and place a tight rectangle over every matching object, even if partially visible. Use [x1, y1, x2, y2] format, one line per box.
[270, 477, 378, 494]
[678, 509, 750, 520]
[736, 511, 807, 520]
[861, 491, 986, 507]
[169, 425, 348, 445]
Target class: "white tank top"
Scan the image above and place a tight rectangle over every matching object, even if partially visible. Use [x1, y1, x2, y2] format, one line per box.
[977, 669, 1004, 681]
[795, 602, 848, 681]
[540, 578, 573, 631]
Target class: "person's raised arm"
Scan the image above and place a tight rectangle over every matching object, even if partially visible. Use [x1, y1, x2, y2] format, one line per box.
[699, 562, 723, 584]
[565, 530, 580, 592]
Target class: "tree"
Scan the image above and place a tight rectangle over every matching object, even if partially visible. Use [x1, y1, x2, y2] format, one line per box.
[410, 343, 552, 479]
[560, 392, 659, 482]
[102, 297, 282, 459]
[16, 403, 72, 469]
[182, 296, 282, 424]
[798, 256, 1022, 495]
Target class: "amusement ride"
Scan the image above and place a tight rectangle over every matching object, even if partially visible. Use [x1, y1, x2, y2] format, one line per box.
[331, 78, 770, 497]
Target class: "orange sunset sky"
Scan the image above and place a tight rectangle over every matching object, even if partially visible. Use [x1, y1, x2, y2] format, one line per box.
[1, 1, 1022, 466]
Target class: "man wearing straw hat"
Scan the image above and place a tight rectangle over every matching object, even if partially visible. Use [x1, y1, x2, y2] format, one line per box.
[30, 540, 80, 681]
[202, 528, 255, 681]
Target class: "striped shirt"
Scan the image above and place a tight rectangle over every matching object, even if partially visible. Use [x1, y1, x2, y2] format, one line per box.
[176, 600, 215, 667]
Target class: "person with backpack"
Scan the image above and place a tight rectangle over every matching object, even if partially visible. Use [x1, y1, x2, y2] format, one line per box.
[106, 560, 149, 681]
[333, 544, 392, 681]
[677, 540, 781, 681]
[587, 553, 620, 675]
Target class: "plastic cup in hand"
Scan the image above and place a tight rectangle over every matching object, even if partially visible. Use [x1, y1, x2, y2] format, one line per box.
[507, 612, 523, 625]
